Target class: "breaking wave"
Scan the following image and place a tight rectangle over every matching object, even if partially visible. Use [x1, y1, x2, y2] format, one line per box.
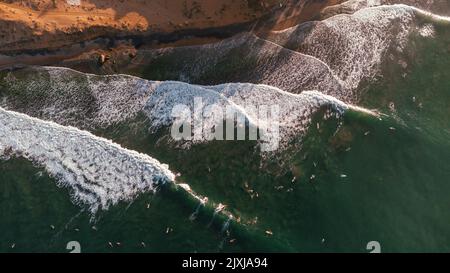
[322, 1, 450, 18]
[0, 105, 240, 227]
[146, 81, 362, 152]
[107, 3, 447, 103]
[263, 4, 434, 98]
[0, 106, 175, 213]
[0, 2, 445, 217]
[264, 3, 449, 99]
[126, 33, 345, 96]
[1, 66, 376, 153]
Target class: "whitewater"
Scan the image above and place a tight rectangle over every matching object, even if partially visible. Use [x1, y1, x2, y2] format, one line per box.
[0, 2, 446, 214]
[0, 106, 175, 213]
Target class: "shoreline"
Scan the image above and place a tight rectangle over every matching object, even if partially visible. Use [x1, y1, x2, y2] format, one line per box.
[0, 0, 342, 68]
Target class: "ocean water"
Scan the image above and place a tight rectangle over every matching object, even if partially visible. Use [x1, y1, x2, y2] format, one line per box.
[0, 4, 449, 253]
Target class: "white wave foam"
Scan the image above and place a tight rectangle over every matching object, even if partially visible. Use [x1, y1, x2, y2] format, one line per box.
[407, 4, 450, 23]
[136, 33, 345, 97]
[418, 23, 436, 37]
[45, 66, 160, 127]
[0, 105, 239, 222]
[265, 5, 418, 98]
[0, 106, 175, 213]
[145, 81, 357, 152]
[322, 0, 383, 16]
[322, 1, 450, 18]
[1, 66, 378, 153]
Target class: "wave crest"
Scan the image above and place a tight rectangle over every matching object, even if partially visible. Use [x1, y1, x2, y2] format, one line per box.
[0, 106, 175, 213]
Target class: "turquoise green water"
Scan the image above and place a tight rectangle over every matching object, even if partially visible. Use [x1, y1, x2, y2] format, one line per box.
[1, 22, 450, 253]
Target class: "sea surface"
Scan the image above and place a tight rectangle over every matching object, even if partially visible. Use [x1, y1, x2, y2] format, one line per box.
[0, 3, 449, 253]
